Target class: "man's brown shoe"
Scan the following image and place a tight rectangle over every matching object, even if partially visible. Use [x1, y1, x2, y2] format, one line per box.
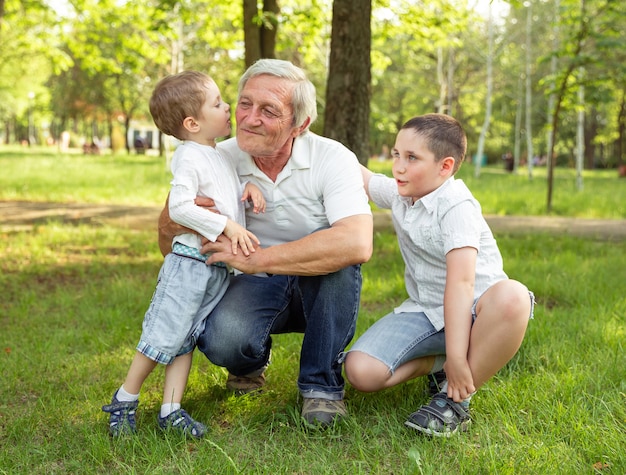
[301, 398, 347, 426]
[226, 372, 266, 396]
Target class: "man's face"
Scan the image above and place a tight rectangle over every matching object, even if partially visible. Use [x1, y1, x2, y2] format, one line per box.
[235, 75, 302, 158]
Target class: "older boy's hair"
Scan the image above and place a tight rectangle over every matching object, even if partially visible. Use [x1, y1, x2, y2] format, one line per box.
[238, 59, 317, 134]
[401, 114, 467, 174]
[149, 71, 213, 140]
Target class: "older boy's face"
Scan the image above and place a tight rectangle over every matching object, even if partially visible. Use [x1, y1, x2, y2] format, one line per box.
[392, 129, 450, 202]
[235, 75, 301, 158]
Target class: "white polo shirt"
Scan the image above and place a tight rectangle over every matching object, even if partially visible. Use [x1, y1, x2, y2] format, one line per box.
[218, 132, 371, 247]
[368, 175, 508, 331]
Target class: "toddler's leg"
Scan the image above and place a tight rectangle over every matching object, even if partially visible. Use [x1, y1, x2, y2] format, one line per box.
[158, 352, 207, 438]
[102, 351, 157, 437]
[162, 352, 192, 406]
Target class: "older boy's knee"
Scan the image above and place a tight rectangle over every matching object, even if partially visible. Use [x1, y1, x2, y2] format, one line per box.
[344, 352, 388, 392]
[501, 280, 532, 322]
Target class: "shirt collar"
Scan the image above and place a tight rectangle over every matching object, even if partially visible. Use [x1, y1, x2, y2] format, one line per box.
[238, 134, 311, 178]
[414, 177, 454, 213]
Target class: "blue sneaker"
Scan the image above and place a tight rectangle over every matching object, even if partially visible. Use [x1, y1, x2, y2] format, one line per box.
[158, 408, 207, 438]
[405, 392, 471, 437]
[102, 391, 139, 437]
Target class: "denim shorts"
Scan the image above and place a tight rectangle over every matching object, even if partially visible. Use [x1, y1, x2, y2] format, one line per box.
[136, 252, 229, 365]
[348, 291, 535, 374]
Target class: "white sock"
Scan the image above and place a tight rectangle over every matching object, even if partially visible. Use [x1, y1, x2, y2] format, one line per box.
[438, 381, 473, 408]
[160, 402, 181, 418]
[117, 385, 139, 402]
[431, 355, 446, 374]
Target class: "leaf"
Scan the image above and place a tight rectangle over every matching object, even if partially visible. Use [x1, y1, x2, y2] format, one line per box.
[592, 461, 610, 471]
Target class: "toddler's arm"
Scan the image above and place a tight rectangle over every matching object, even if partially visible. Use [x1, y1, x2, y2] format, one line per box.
[241, 183, 266, 214]
[223, 218, 261, 256]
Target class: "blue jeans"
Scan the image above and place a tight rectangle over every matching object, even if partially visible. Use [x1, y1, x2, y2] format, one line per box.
[197, 265, 362, 400]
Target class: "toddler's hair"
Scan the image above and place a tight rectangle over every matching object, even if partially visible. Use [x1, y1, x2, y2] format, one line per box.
[149, 71, 214, 140]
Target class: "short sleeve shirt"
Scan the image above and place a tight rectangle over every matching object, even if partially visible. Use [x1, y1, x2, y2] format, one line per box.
[368, 175, 507, 331]
[217, 133, 371, 247]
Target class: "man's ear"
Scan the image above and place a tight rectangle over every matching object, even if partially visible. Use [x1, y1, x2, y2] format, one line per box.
[182, 116, 199, 133]
[295, 117, 311, 136]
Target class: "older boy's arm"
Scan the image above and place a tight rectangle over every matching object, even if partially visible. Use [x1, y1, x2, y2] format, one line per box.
[203, 213, 373, 275]
[443, 247, 478, 402]
[360, 164, 374, 200]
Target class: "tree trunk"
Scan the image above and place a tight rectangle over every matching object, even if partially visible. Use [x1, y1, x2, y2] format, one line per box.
[575, 72, 584, 190]
[474, 4, 493, 178]
[615, 88, 625, 167]
[524, 3, 534, 178]
[323, 0, 371, 166]
[243, 0, 278, 68]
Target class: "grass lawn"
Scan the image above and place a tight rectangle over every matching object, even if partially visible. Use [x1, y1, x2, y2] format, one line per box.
[1, 146, 625, 474]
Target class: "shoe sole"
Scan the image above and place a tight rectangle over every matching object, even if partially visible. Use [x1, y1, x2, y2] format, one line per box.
[404, 419, 471, 438]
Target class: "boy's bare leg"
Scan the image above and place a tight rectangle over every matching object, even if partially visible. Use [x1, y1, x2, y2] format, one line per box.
[345, 352, 435, 393]
[123, 352, 158, 394]
[466, 279, 531, 388]
[162, 352, 193, 405]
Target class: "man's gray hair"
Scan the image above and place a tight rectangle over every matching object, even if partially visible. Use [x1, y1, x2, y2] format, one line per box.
[238, 59, 318, 133]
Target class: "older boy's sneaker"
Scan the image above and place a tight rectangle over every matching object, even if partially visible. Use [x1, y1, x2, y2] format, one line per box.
[301, 398, 347, 426]
[405, 392, 471, 437]
[226, 371, 266, 395]
[102, 391, 139, 437]
[426, 370, 447, 396]
[158, 408, 207, 438]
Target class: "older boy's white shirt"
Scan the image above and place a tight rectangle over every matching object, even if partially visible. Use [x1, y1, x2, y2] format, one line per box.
[368, 174, 507, 331]
[218, 133, 371, 247]
[169, 141, 245, 250]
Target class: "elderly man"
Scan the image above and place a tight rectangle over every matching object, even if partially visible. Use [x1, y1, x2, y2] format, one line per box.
[158, 59, 372, 426]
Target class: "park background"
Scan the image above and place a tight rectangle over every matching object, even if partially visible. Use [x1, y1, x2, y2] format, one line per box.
[2, 0, 626, 473]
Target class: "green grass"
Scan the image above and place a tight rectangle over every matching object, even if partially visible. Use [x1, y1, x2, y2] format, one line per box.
[1, 146, 625, 474]
[1, 145, 625, 218]
[0, 146, 171, 206]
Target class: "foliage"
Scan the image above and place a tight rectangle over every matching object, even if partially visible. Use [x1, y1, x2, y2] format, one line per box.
[2, 0, 626, 173]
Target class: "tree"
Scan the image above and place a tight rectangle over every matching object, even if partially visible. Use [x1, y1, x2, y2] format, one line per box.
[543, 0, 625, 211]
[0, 0, 70, 143]
[243, 0, 279, 67]
[473, 3, 494, 178]
[323, 0, 371, 165]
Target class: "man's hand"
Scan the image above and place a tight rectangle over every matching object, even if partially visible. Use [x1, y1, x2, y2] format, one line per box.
[157, 194, 211, 257]
[202, 234, 260, 273]
[201, 214, 373, 276]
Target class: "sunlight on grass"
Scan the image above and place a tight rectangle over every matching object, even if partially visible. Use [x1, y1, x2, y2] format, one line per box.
[1, 147, 626, 473]
[2, 221, 625, 473]
[2, 146, 626, 217]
